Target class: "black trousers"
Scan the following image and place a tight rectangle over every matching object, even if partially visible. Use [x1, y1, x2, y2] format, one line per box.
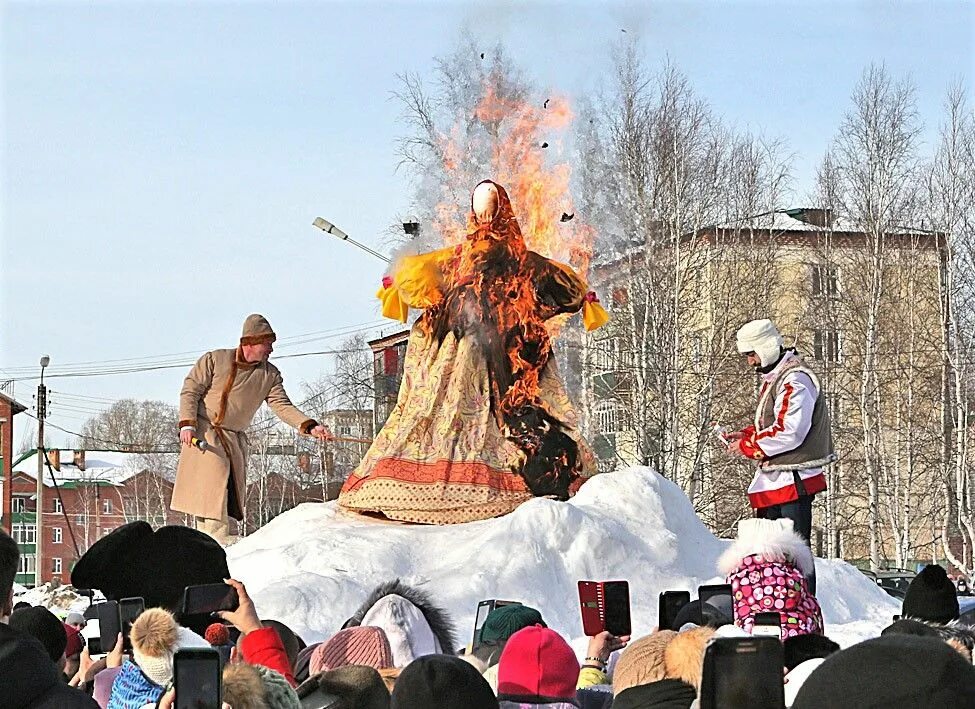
[757, 494, 816, 595]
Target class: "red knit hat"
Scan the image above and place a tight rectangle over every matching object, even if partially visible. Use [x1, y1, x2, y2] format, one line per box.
[63, 623, 84, 658]
[204, 622, 230, 646]
[310, 626, 394, 675]
[497, 624, 580, 701]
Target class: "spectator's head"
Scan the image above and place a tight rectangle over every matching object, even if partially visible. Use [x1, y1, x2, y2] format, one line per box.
[391, 654, 498, 709]
[479, 604, 545, 644]
[223, 662, 300, 709]
[13, 601, 30, 611]
[297, 664, 391, 709]
[130, 607, 210, 687]
[613, 627, 714, 697]
[793, 634, 975, 708]
[64, 611, 86, 631]
[883, 617, 975, 663]
[63, 623, 84, 679]
[783, 633, 840, 671]
[0, 529, 19, 621]
[9, 606, 68, 669]
[310, 626, 394, 675]
[902, 564, 960, 625]
[261, 619, 305, 668]
[497, 625, 578, 704]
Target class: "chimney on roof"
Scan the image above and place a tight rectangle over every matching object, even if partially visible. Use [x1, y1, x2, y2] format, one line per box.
[73, 450, 86, 471]
[49, 449, 60, 471]
[793, 208, 833, 228]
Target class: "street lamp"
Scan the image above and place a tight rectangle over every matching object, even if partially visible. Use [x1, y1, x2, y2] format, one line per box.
[35, 355, 49, 588]
[312, 217, 390, 263]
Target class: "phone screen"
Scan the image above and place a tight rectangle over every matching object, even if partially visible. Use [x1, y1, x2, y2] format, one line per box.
[659, 591, 691, 631]
[472, 601, 495, 646]
[698, 583, 733, 624]
[181, 584, 239, 616]
[603, 581, 631, 637]
[119, 597, 145, 651]
[752, 611, 781, 639]
[700, 637, 784, 709]
[98, 601, 121, 652]
[174, 648, 222, 709]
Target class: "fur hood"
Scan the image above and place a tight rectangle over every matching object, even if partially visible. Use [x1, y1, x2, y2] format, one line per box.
[888, 617, 975, 663]
[613, 627, 715, 695]
[345, 579, 458, 659]
[717, 518, 815, 577]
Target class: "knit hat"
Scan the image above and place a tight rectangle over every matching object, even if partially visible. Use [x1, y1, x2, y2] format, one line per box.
[65, 611, 86, 627]
[391, 654, 498, 709]
[294, 642, 320, 684]
[497, 625, 579, 701]
[782, 632, 839, 670]
[311, 627, 395, 675]
[902, 564, 960, 624]
[64, 623, 85, 658]
[241, 314, 277, 346]
[792, 634, 975, 708]
[205, 622, 230, 646]
[736, 319, 784, 368]
[130, 608, 210, 687]
[479, 604, 545, 644]
[297, 665, 392, 709]
[9, 606, 67, 661]
[223, 662, 300, 709]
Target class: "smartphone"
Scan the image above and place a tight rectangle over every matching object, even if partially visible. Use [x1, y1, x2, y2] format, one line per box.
[698, 583, 733, 625]
[658, 590, 691, 631]
[174, 647, 222, 709]
[700, 637, 784, 709]
[98, 600, 121, 652]
[579, 580, 631, 637]
[181, 583, 239, 616]
[752, 611, 781, 639]
[119, 597, 145, 651]
[86, 636, 103, 657]
[472, 599, 520, 647]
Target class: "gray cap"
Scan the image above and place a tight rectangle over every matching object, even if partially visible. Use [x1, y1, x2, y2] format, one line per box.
[65, 612, 86, 626]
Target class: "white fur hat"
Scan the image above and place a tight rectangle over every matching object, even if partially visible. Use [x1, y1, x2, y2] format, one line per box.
[130, 608, 210, 687]
[717, 518, 815, 577]
[736, 319, 784, 367]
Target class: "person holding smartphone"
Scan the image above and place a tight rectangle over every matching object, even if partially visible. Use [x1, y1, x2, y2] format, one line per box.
[726, 319, 836, 594]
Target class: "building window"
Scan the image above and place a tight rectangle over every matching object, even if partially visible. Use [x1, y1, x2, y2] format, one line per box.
[12, 523, 37, 545]
[102, 527, 113, 537]
[52, 558, 62, 574]
[812, 265, 840, 296]
[594, 401, 621, 435]
[18, 554, 36, 575]
[102, 499, 113, 514]
[52, 498, 62, 513]
[52, 527, 63, 544]
[12, 497, 27, 513]
[592, 337, 625, 373]
[813, 330, 842, 363]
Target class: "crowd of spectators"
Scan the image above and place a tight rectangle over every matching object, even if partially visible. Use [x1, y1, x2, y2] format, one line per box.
[2, 517, 975, 708]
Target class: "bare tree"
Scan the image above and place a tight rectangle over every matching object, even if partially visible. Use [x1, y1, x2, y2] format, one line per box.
[79, 399, 178, 451]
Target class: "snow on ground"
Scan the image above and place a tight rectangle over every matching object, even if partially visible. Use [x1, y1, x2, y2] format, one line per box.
[228, 467, 898, 650]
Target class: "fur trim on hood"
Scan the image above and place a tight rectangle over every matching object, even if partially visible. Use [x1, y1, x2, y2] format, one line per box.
[717, 518, 815, 577]
[345, 579, 458, 658]
[663, 626, 714, 690]
[886, 617, 975, 663]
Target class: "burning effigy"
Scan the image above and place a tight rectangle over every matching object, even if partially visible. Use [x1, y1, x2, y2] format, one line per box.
[338, 180, 609, 524]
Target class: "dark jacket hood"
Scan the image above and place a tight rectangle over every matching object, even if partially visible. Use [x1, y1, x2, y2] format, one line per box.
[0, 623, 98, 709]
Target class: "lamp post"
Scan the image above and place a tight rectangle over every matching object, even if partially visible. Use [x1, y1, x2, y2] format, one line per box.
[35, 355, 49, 588]
[311, 217, 390, 263]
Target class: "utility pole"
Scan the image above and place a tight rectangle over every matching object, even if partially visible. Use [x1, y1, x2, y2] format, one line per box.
[35, 355, 49, 588]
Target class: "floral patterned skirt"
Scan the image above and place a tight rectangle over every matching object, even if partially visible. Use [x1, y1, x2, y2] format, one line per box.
[338, 326, 597, 524]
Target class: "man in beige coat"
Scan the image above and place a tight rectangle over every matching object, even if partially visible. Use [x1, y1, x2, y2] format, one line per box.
[171, 314, 330, 544]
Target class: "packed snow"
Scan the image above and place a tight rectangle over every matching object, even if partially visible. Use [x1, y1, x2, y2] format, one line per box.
[227, 467, 899, 650]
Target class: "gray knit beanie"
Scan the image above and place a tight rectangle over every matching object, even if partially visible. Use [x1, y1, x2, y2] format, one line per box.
[256, 665, 300, 709]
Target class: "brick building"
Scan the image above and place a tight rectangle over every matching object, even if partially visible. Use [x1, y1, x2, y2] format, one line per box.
[0, 391, 27, 536]
[368, 330, 409, 432]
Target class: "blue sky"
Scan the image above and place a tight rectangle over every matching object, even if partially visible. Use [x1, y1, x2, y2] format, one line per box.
[1, 0, 971, 445]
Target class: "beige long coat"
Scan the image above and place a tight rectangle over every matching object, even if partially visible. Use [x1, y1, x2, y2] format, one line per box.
[171, 347, 315, 520]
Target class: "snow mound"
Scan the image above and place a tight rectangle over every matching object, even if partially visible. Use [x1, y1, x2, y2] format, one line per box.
[228, 467, 898, 649]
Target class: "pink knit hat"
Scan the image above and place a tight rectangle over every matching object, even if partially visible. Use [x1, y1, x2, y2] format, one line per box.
[310, 626, 394, 675]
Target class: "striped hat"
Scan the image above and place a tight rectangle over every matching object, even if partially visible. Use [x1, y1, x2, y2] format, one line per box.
[310, 626, 394, 675]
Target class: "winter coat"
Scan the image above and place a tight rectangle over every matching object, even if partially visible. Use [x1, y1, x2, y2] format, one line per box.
[718, 519, 823, 637]
[0, 622, 99, 709]
[784, 658, 825, 707]
[612, 678, 696, 709]
[575, 686, 613, 709]
[499, 702, 579, 708]
[107, 660, 165, 709]
[345, 579, 458, 667]
[241, 626, 298, 687]
[171, 347, 316, 520]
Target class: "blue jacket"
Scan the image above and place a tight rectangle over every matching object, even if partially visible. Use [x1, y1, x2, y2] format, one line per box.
[107, 660, 164, 709]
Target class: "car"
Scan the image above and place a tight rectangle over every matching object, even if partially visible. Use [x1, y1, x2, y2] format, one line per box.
[860, 569, 916, 600]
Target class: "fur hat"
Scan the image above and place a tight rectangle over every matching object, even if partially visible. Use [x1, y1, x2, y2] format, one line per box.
[902, 565, 960, 625]
[497, 625, 579, 701]
[311, 627, 395, 675]
[718, 518, 815, 577]
[613, 627, 715, 696]
[130, 608, 210, 687]
[792, 635, 975, 708]
[297, 665, 392, 709]
[390, 655, 497, 709]
[70, 522, 230, 614]
[9, 606, 67, 661]
[241, 314, 277, 346]
[736, 319, 784, 368]
[479, 604, 545, 644]
[883, 617, 975, 663]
